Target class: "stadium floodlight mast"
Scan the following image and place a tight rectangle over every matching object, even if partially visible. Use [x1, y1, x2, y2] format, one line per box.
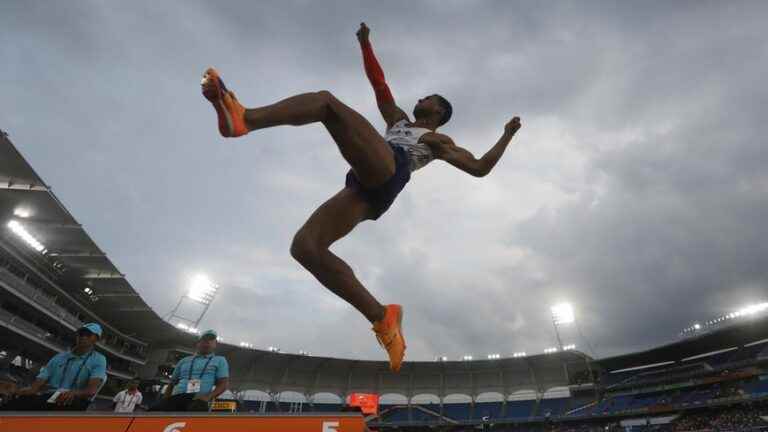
[550, 302, 574, 351]
[166, 274, 220, 330]
[187, 274, 219, 304]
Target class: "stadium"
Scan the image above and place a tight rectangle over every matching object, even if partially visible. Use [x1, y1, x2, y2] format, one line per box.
[3, 128, 768, 431]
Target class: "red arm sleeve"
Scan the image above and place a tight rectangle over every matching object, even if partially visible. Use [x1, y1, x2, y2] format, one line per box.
[360, 40, 395, 105]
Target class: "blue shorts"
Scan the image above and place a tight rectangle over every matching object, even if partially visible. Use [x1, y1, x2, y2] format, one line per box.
[345, 145, 411, 220]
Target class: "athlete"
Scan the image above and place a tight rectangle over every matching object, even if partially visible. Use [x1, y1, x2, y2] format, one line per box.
[201, 23, 522, 372]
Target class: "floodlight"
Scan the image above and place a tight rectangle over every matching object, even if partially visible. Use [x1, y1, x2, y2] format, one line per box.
[462, 355, 473, 361]
[737, 303, 768, 316]
[13, 208, 31, 218]
[551, 303, 575, 325]
[487, 354, 501, 359]
[187, 274, 218, 305]
[166, 274, 220, 329]
[694, 323, 701, 330]
[563, 344, 576, 350]
[435, 356, 448, 362]
[239, 342, 254, 349]
[176, 323, 200, 334]
[299, 350, 311, 356]
[544, 347, 558, 354]
[268, 346, 281, 353]
[7, 220, 46, 253]
[513, 352, 527, 358]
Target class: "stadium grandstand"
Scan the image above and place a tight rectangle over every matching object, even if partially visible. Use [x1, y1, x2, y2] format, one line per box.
[3, 128, 768, 431]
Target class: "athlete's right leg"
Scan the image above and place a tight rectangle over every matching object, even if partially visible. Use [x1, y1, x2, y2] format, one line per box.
[247, 90, 397, 188]
[201, 68, 395, 188]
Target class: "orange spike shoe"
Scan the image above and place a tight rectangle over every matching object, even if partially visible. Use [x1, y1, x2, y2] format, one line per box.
[201, 67, 249, 138]
[372, 304, 406, 372]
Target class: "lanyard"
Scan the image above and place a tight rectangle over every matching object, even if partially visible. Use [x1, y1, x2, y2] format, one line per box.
[61, 351, 94, 390]
[187, 355, 214, 381]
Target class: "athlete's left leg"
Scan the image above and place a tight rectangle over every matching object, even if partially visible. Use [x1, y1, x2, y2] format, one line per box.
[290, 187, 385, 323]
[291, 187, 406, 371]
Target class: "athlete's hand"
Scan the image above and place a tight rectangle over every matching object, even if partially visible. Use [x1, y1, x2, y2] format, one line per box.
[357, 22, 370, 44]
[504, 117, 521, 136]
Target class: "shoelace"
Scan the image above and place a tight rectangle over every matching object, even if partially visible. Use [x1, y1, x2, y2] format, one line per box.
[373, 325, 398, 349]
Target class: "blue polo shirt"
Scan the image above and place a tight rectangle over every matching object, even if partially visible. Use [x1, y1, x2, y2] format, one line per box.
[36, 349, 107, 391]
[171, 353, 229, 396]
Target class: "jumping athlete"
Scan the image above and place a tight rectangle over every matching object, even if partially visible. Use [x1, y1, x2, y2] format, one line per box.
[201, 23, 521, 372]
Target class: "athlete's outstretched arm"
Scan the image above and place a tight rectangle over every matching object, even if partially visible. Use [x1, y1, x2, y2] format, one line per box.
[425, 117, 522, 177]
[357, 22, 409, 129]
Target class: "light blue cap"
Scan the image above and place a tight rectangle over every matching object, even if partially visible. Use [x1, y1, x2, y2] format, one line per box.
[199, 329, 217, 340]
[79, 322, 103, 337]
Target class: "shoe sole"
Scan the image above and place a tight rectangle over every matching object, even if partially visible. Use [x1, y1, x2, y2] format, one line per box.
[390, 305, 405, 371]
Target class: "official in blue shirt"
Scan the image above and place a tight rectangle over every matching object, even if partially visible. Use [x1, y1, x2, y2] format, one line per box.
[2, 323, 108, 411]
[150, 329, 230, 412]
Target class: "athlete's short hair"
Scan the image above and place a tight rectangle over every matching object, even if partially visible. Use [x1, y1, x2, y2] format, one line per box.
[434, 94, 452, 126]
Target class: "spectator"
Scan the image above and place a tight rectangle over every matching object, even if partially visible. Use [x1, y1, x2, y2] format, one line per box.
[1, 323, 107, 411]
[674, 404, 767, 431]
[149, 329, 229, 412]
[113, 379, 143, 413]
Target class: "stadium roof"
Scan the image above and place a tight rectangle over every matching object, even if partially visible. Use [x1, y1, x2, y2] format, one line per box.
[597, 313, 768, 372]
[0, 129, 186, 346]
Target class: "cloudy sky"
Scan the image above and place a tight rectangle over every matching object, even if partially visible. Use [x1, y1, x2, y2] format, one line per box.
[2, 0, 768, 362]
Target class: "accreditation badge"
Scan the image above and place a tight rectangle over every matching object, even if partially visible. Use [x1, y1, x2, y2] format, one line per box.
[186, 379, 201, 393]
[47, 390, 64, 403]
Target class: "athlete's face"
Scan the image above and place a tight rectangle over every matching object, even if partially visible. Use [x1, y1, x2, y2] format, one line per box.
[413, 95, 442, 119]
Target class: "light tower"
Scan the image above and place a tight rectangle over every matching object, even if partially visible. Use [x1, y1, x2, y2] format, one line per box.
[550, 303, 575, 351]
[166, 274, 219, 331]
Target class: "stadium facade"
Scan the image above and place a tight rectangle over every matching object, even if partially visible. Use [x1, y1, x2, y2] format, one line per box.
[2, 129, 768, 430]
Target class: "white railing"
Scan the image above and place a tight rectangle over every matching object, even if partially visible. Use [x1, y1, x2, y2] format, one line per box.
[0, 268, 148, 363]
[0, 268, 81, 327]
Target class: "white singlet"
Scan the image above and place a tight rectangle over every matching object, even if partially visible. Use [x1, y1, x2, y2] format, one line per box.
[385, 119, 434, 172]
